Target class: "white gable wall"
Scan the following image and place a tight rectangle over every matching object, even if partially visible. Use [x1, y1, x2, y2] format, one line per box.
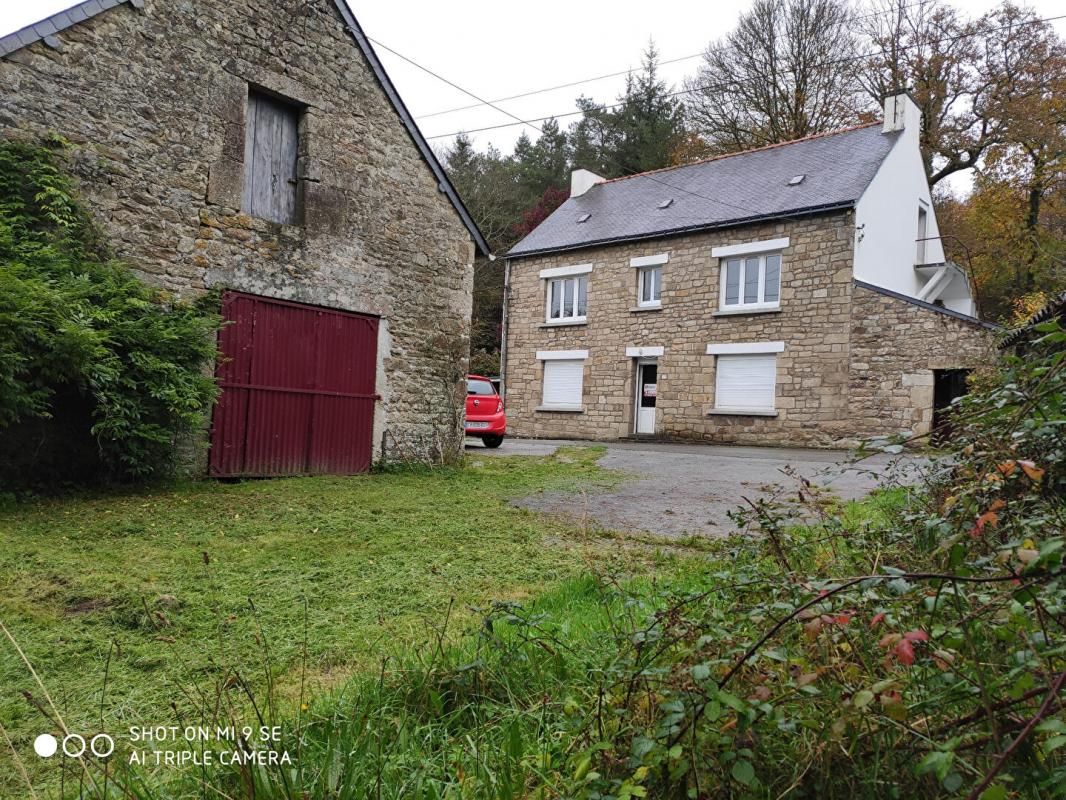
[853, 95, 978, 316]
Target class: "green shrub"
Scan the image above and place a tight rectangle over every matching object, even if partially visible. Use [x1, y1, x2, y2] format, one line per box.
[176, 326, 1063, 799]
[0, 136, 219, 487]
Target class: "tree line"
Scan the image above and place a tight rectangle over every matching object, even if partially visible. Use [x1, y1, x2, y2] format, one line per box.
[441, 0, 1066, 371]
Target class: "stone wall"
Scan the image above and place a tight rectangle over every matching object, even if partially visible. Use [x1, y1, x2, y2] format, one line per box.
[504, 213, 861, 447]
[848, 285, 995, 441]
[504, 214, 996, 448]
[0, 0, 475, 464]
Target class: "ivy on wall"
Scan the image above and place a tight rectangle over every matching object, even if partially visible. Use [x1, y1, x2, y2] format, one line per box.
[0, 136, 219, 488]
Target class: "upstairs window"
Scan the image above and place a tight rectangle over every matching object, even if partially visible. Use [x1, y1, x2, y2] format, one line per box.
[722, 253, 781, 310]
[243, 90, 300, 225]
[917, 204, 929, 264]
[547, 275, 588, 322]
[638, 265, 662, 307]
[631, 253, 667, 310]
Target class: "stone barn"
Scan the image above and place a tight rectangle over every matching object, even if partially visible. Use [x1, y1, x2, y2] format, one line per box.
[0, 0, 488, 474]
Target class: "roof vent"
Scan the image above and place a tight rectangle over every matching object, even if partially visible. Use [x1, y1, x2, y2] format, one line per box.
[788, 174, 806, 186]
[576, 213, 592, 223]
[658, 198, 674, 209]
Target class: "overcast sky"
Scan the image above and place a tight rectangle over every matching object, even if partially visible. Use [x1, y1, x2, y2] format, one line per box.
[3, 0, 1066, 169]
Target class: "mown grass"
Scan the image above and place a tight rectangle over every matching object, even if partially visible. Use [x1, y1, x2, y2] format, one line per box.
[0, 447, 670, 796]
[129, 481, 1062, 800]
[88, 489, 922, 799]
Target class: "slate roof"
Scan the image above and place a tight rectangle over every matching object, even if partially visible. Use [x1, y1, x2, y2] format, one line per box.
[0, 0, 489, 255]
[0, 0, 141, 57]
[508, 124, 897, 259]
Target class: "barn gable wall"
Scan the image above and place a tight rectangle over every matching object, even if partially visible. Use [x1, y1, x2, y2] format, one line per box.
[0, 0, 476, 464]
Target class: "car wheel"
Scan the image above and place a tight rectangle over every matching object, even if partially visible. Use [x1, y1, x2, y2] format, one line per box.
[482, 435, 504, 449]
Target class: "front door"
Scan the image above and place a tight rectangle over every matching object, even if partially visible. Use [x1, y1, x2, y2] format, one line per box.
[635, 361, 658, 434]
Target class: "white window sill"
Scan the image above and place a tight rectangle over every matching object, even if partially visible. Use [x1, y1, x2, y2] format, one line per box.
[707, 408, 779, 417]
[713, 306, 781, 317]
[536, 405, 584, 413]
[540, 319, 588, 328]
[630, 305, 662, 313]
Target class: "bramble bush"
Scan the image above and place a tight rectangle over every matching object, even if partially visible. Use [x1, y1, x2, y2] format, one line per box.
[184, 324, 1062, 799]
[0, 136, 218, 488]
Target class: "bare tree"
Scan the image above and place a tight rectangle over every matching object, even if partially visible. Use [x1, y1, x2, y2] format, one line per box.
[859, 0, 1063, 187]
[685, 0, 865, 153]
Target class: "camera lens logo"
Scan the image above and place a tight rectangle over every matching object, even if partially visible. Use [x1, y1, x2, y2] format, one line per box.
[34, 732, 114, 759]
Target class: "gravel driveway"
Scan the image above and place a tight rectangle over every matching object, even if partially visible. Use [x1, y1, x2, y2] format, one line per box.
[467, 438, 921, 539]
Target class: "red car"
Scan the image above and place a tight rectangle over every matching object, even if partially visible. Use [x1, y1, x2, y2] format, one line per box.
[466, 374, 506, 448]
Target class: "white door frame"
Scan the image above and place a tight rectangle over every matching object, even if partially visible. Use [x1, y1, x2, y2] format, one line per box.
[633, 358, 658, 435]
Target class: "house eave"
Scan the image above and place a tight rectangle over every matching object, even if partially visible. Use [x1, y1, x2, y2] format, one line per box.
[854, 279, 1000, 330]
[505, 200, 856, 260]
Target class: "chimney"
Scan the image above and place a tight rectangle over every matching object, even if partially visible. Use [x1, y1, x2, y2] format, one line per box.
[571, 168, 606, 198]
[882, 90, 921, 135]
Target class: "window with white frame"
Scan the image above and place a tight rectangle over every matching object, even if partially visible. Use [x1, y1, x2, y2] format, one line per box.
[707, 342, 783, 413]
[917, 204, 929, 264]
[631, 253, 667, 308]
[721, 253, 781, 310]
[638, 265, 662, 307]
[537, 350, 588, 411]
[547, 275, 588, 322]
[539, 263, 591, 324]
[711, 238, 787, 312]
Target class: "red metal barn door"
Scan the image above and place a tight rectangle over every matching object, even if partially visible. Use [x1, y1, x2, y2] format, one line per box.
[210, 292, 379, 477]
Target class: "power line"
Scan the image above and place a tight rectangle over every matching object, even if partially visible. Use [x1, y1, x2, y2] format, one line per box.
[412, 11, 1066, 142]
[413, 0, 936, 121]
[414, 52, 703, 121]
[369, 37, 529, 134]
[368, 37, 832, 224]
[366, 9, 1066, 233]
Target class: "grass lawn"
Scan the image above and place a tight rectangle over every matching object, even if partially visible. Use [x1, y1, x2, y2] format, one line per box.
[0, 447, 679, 795]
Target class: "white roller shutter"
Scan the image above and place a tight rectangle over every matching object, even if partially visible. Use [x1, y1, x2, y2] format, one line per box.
[542, 359, 585, 409]
[715, 354, 776, 411]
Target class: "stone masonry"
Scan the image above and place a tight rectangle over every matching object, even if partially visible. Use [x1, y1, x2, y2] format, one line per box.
[504, 211, 995, 448]
[0, 0, 477, 464]
[848, 284, 993, 440]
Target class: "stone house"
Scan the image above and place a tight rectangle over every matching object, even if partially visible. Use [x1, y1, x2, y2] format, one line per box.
[0, 0, 488, 474]
[502, 93, 996, 447]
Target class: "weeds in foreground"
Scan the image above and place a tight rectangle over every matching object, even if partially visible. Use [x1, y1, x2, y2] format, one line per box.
[4, 326, 1066, 798]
